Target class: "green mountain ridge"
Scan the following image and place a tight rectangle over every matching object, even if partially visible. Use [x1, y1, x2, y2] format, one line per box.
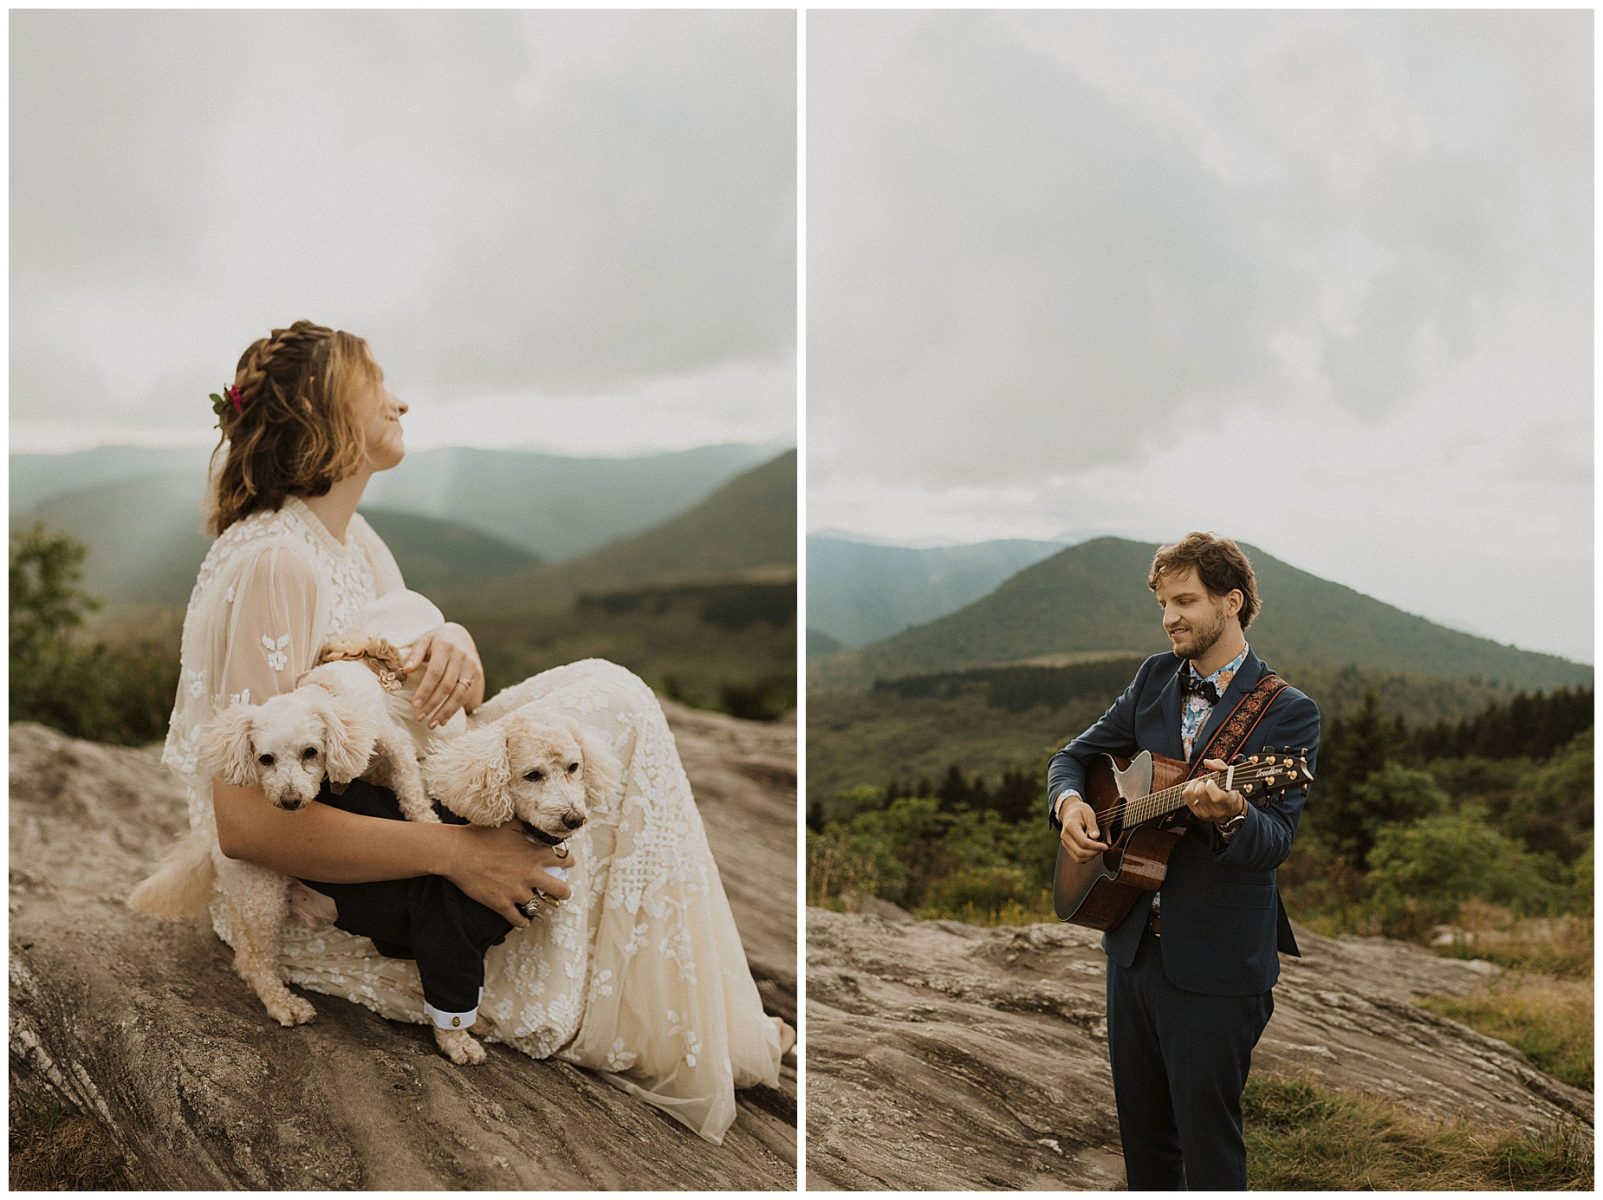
[10, 443, 775, 562]
[443, 450, 797, 614]
[813, 537, 1589, 694]
[11, 479, 544, 607]
[806, 533, 1070, 649]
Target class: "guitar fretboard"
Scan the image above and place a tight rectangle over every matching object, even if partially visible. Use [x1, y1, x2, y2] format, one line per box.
[1096, 757, 1308, 828]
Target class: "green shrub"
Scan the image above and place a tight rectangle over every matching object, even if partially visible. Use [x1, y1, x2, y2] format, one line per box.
[1515, 733, 1593, 864]
[1351, 763, 1448, 856]
[920, 865, 1041, 921]
[1367, 810, 1566, 937]
[10, 526, 178, 745]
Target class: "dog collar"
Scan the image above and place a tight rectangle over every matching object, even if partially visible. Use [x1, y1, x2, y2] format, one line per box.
[520, 821, 565, 847]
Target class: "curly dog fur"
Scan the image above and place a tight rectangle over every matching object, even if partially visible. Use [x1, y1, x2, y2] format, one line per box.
[418, 703, 622, 1062]
[129, 655, 437, 1029]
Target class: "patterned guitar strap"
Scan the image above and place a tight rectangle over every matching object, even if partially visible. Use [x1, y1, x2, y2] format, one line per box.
[1169, 672, 1291, 826]
[1190, 672, 1289, 777]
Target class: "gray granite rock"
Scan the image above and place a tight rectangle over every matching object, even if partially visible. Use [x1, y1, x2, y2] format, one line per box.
[9, 708, 796, 1190]
[805, 906, 1590, 1190]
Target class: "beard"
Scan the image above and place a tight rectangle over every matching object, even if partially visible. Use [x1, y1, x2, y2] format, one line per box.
[1170, 602, 1229, 662]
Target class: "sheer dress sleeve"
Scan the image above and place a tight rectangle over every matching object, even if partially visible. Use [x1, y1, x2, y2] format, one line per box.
[163, 536, 329, 827]
[214, 542, 323, 710]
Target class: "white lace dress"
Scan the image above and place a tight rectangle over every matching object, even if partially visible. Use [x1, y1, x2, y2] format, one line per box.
[161, 496, 781, 1143]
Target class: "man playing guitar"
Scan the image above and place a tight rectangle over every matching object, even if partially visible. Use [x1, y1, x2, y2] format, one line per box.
[1048, 532, 1321, 1190]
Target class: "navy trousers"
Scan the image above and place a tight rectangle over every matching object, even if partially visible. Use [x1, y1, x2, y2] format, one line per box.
[1105, 926, 1274, 1190]
[299, 779, 512, 1021]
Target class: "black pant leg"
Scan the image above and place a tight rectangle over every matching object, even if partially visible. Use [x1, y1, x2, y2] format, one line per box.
[1106, 931, 1186, 1190]
[406, 873, 514, 1021]
[1156, 969, 1274, 1190]
[301, 778, 504, 985]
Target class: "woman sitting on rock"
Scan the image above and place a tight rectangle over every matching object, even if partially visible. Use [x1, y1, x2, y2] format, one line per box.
[159, 319, 794, 1143]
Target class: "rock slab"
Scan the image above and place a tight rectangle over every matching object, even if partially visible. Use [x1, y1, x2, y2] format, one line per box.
[806, 905, 1591, 1190]
[9, 707, 796, 1190]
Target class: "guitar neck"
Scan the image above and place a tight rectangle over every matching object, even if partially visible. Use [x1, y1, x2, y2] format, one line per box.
[1121, 760, 1297, 827]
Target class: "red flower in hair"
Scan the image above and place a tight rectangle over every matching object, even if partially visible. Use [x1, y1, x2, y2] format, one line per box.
[209, 383, 247, 429]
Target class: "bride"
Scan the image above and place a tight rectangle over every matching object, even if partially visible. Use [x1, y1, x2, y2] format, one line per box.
[159, 320, 793, 1144]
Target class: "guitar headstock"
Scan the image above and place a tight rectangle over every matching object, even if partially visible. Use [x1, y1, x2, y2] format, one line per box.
[1230, 749, 1313, 803]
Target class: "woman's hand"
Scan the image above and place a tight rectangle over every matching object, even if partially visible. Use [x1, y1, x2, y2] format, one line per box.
[405, 621, 485, 728]
[441, 822, 576, 929]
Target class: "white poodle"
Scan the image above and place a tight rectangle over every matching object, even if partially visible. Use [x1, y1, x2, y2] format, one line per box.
[426, 702, 621, 843]
[205, 648, 439, 822]
[129, 645, 438, 1029]
[419, 702, 622, 1063]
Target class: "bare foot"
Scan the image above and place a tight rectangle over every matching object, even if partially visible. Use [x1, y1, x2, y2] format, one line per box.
[288, 881, 338, 929]
[772, 1016, 797, 1060]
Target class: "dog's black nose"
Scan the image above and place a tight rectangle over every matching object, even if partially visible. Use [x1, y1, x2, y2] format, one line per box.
[561, 811, 585, 830]
[278, 799, 304, 811]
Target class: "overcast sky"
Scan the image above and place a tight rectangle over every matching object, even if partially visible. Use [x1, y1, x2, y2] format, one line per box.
[808, 10, 1592, 664]
[12, 9, 795, 457]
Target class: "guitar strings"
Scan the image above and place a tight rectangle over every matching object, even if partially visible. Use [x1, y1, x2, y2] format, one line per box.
[1088, 761, 1295, 829]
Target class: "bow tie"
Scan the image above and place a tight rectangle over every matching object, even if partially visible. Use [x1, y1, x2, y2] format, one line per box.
[1179, 670, 1220, 704]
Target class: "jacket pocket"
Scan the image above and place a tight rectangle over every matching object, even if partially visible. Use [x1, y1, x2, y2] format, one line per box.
[1210, 881, 1275, 910]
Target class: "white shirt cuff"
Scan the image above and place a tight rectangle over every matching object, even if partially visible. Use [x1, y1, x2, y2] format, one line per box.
[1054, 790, 1082, 823]
[425, 987, 484, 1031]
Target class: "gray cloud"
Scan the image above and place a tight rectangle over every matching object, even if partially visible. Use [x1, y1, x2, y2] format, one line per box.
[11, 9, 795, 451]
[810, 10, 1589, 490]
[808, 10, 1591, 662]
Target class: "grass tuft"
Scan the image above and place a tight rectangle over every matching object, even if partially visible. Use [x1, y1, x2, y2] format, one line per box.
[1243, 1074, 1593, 1190]
[1418, 973, 1592, 1091]
[9, 1102, 127, 1190]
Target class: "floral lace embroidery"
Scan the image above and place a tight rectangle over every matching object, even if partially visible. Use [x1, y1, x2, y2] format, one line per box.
[161, 500, 382, 779]
[605, 1038, 638, 1071]
[160, 531, 776, 1142]
[261, 633, 290, 672]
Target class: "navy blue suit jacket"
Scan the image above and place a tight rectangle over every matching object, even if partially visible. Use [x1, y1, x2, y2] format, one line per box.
[1046, 649, 1320, 995]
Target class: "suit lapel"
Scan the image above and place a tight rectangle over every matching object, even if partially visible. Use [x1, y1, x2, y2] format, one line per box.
[1156, 655, 1187, 761]
[1190, 647, 1265, 765]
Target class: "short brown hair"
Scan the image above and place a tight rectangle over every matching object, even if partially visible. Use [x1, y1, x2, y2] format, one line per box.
[1147, 532, 1261, 629]
[205, 321, 381, 535]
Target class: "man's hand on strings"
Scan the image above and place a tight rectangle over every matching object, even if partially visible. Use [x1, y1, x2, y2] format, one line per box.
[1182, 757, 1248, 825]
[1057, 794, 1111, 863]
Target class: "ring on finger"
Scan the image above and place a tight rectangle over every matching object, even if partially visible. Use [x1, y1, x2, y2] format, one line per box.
[519, 895, 544, 920]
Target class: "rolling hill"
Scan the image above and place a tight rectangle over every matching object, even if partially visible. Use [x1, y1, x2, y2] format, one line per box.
[359, 443, 778, 558]
[808, 627, 847, 660]
[445, 449, 797, 613]
[10, 443, 775, 562]
[11, 475, 214, 606]
[806, 533, 1069, 649]
[11, 479, 543, 606]
[9, 445, 212, 513]
[353, 510, 540, 594]
[813, 537, 1590, 693]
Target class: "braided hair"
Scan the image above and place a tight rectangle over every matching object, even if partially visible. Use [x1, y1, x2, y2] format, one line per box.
[205, 320, 381, 535]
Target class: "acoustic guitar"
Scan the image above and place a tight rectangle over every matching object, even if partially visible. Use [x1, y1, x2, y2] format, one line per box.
[1051, 750, 1313, 929]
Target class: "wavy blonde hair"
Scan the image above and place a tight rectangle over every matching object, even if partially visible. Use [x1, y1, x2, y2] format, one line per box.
[205, 320, 381, 536]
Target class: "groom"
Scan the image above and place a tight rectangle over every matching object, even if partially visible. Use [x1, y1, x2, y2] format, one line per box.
[1047, 532, 1321, 1190]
